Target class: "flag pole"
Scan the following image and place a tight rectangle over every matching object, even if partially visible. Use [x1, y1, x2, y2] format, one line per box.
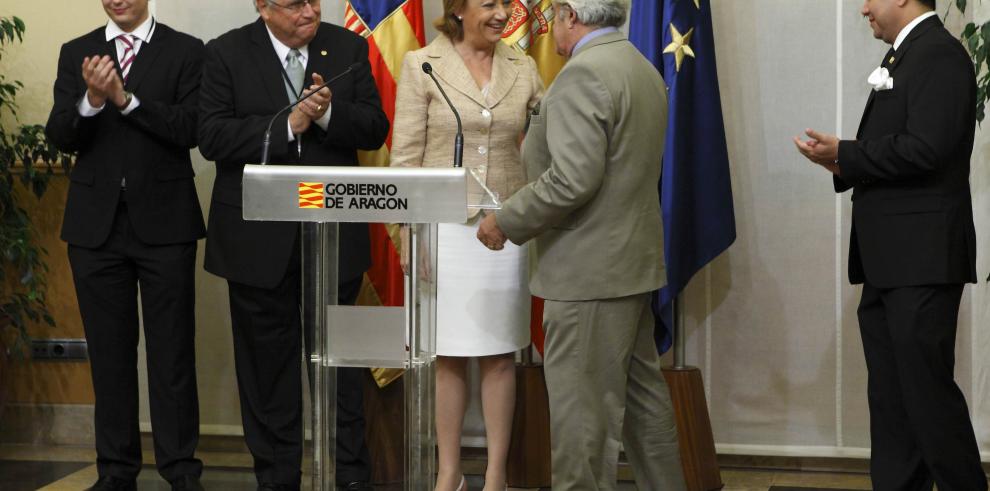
[673, 295, 686, 369]
[662, 292, 722, 490]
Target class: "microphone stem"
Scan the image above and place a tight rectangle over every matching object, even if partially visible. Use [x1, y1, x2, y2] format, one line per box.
[258, 65, 356, 164]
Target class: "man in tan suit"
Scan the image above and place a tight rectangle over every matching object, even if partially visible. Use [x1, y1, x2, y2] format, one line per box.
[477, 0, 686, 489]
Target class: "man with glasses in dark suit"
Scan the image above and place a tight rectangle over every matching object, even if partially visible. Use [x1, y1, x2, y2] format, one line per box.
[198, 1, 389, 490]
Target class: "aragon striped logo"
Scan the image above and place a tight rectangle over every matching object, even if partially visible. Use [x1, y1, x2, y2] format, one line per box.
[298, 182, 324, 208]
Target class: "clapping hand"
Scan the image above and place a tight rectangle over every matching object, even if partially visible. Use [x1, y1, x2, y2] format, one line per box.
[794, 128, 841, 176]
[81, 55, 126, 108]
[300, 73, 332, 121]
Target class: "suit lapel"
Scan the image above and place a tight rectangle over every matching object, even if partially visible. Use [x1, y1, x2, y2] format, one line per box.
[887, 16, 940, 73]
[124, 25, 165, 91]
[249, 18, 293, 109]
[428, 36, 487, 108]
[487, 42, 520, 108]
[857, 16, 942, 136]
[304, 24, 337, 90]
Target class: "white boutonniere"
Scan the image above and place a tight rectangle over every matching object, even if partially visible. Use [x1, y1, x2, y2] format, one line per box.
[868, 67, 894, 91]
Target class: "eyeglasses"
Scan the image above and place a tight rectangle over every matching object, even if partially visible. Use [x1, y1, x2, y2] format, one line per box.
[268, 0, 320, 14]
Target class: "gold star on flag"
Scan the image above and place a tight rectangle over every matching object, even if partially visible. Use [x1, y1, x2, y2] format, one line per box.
[663, 24, 696, 72]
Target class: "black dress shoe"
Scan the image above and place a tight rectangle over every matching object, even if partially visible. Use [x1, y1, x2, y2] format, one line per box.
[171, 475, 205, 491]
[85, 476, 137, 491]
[336, 481, 374, 491]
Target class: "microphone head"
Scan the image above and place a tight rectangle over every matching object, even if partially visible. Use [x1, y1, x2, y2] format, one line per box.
[422, 62, 433, 74]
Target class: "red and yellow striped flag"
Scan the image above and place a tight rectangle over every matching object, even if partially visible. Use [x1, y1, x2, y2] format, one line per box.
[345, 0, 425, 386]
[502, 0, 566, 87]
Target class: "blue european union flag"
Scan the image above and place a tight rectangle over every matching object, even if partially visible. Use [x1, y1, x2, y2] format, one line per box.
[630, 0, 736, 354]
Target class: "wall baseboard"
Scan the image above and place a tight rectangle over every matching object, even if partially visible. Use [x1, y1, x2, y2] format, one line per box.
[0, 403, 94, 446]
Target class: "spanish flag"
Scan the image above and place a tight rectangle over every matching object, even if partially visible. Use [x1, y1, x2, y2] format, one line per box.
[345, 0, 425, 386]
[501, 0, 567, 357]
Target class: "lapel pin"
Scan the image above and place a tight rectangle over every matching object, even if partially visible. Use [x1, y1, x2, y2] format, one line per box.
[321, 50, 328, 56]
[888, 56, 895, 64]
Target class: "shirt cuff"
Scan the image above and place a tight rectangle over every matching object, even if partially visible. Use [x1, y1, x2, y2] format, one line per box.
[119, 94, 140, 116]
[314, 104, 332, 131]
[78, 92, 105, 117]
[288, 119, 295, 142]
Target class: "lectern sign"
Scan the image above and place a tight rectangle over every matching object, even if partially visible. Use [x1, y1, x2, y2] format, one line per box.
[242, 164, 468, 223]
[298, 181, 410, 211]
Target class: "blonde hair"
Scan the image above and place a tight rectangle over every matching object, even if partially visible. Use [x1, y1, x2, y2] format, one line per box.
[434, 0, 468, 41]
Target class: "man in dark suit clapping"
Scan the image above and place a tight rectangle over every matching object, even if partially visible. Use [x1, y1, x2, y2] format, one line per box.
[795, 0, 986, 489]
[45, 1, 206, 490]
[198, 1, 389, 490]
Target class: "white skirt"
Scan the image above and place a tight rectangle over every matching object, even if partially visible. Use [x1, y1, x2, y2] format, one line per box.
[436, 220, 531, 357]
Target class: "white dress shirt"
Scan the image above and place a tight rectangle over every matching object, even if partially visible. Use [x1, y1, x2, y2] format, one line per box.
[78, 15, 156, 117]
[265, 26, 332, 142]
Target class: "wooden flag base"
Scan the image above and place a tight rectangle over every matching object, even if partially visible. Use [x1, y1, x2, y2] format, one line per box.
[363, 371, 405, 484]
[507, 364, 552, 488]
[662, 365, 723, 491]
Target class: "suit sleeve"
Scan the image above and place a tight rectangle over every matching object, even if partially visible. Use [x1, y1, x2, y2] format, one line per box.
[837, 45, 975, 184]
[319, 39, 389, 151]
[198, 40, 290, 165]
[496, 64, 610, 245]
[45, 43, 100, 153]
[389, 52, 428, 168]
[124, 37, 204, 150]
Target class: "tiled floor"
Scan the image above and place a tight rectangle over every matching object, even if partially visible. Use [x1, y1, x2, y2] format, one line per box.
[0, 443, 878, 491]
[6, 443, 990, 490]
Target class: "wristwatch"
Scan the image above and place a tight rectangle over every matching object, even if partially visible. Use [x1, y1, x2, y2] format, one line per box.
[117, 91, 133, 110]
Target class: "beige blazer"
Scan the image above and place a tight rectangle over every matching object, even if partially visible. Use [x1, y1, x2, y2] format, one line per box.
[390, 35, 543, 218]
[496, 32, 669, 301]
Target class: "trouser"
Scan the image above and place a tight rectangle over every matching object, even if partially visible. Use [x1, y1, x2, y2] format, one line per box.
[69, 201, 202, 482]
[543, 292, 687, 490]
[858, 282, 987, 491]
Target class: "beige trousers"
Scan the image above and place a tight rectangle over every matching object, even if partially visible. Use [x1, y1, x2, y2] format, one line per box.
[543, 292, 687, 491]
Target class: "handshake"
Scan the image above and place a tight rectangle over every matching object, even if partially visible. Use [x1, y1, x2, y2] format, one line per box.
[476, 214, 507, 251]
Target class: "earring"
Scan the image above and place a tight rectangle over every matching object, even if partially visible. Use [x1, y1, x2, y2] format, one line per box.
[457, 16, 463, 20]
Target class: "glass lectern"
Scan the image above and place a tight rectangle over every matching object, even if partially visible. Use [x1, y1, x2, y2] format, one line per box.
[242, 164, 497, 491]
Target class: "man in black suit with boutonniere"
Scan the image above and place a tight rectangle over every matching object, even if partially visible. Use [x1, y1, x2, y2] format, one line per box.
[794, 0, 986, 489]
[45, 1, 206, 490]
[198, 0, 389, 489]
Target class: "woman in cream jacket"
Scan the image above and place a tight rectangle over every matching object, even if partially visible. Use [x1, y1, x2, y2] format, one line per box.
[390, 0, 543, 489]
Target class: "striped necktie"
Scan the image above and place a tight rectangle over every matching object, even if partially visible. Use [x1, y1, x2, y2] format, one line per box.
[117, 34, 137, 83]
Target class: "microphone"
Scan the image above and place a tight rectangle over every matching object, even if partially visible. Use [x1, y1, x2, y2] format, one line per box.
[421, 62, 463, 168]
[260, 62, 360, 165]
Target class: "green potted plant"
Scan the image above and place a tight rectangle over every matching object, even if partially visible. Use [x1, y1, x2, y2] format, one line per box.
[0, 15, 72, 412]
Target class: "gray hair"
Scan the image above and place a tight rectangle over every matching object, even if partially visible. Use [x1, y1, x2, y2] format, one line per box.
[559, 0, 629, 28]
